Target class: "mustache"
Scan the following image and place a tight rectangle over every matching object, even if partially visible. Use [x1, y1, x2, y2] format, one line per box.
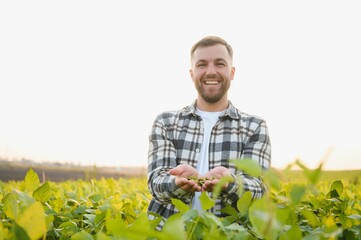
[201, 74, 222, 81]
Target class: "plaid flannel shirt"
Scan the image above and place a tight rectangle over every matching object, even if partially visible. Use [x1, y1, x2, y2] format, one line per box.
[147, 100, 271, 222]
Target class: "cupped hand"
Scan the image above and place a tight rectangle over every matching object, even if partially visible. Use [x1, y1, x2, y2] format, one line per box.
[202, 166, 231, 192]
[168, 164, 202, 192]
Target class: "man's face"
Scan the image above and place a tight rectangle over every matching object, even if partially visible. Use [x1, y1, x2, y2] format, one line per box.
[190, 44, 235, 104]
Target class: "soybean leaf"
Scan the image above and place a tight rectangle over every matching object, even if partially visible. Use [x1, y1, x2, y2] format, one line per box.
[171, 198, 190, 214]
[237, 191, 252, 216]
[230, 159, 262, 177]
[24, 168, 40, 194]
[290, 185, 306, 205]
[3, 193, 18, 220]
[11, 223, 30, 240]
[162, 214, 187, 240]
[212, 175, 234, 199]
[199, 192, 215, 211]
[17, 201, 47, 240]
[71, 230, 94, 240]
[295, 160, 322, 185]
[33, 182, 51, 203]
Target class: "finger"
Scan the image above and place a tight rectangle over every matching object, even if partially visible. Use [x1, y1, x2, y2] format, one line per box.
[211, 179, 219, 185]
[175, 177, 188, 187]
[169, 166, 183, 176]
[192, 182, 202, 192]
[181, 181, 198, 192]
[202, 180, 213, 192]
[203, 172, 212, 179]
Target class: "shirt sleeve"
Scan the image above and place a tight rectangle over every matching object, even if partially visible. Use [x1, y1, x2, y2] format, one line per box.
[147, 114, 193, 204]
[222, 120, 271, 205]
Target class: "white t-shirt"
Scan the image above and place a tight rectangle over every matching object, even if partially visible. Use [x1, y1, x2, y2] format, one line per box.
[192, 108, 224, 210]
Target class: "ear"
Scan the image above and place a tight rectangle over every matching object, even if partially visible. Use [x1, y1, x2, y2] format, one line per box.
[230, 66, 235, 80]
[189, 69, 195, 82]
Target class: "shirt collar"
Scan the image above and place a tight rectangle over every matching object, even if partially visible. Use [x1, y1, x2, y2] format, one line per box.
[182, 100, 240, 120]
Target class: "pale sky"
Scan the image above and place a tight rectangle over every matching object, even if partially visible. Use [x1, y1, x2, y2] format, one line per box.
[1, 1, 360, 170]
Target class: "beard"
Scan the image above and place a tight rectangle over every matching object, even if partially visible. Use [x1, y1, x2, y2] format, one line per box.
[195, 78, 230, 103]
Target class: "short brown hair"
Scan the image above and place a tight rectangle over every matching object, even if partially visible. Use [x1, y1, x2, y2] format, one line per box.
[190, 36, 233, 60]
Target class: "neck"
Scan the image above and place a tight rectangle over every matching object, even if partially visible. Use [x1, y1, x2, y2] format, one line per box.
[196, 97, 228, 112]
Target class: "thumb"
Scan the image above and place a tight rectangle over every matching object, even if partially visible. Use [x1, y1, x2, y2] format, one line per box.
[169, 166, 182, 176]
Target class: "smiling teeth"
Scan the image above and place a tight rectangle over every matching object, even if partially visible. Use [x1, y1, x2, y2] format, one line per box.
[205, 81, 218, 85]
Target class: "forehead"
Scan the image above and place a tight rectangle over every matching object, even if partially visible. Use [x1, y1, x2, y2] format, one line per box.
[192, 44, 230, 62]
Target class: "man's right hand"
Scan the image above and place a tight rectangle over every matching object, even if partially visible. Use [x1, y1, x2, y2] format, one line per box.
[169, 164, 202, 193]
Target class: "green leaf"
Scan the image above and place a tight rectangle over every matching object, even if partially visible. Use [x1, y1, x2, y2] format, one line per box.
[106, 178, 117, 194]
[263, 168, 281, 191]
[33, 182, 51, 203]
[0, 182, 5, 195]
[162, 213, 187, 240]
[295, 160, 322, 185]
[24, 168, 40, 193]
[327, 189, 340, 198]
[330, 180, 343, 195]
[83, 214, 95, 227]
[71, 230, 94, 240]
[224, 223, 250, 238]
[14, 190, 35, 209]
[237, 191, 252, 216]
[279, 225, 302, 240]
[205, 223, 224, 239]
[58, 220, 78, 236]
[95, 232, 112, 240]
[45, 214, 54, 235]
[199, 192, 215, 211]
[105, 211, 125, 236]
[89, 193, 103, 204]
[212, 175, 234, 198]
[11, 223, 30, 240]
[171, 198, 190, 214]
[3, 193, 18, 220]
[125, 213, 160, 239]
[94, 211, 107, 226]
[290, 185, 306, 205]
[181, 210, 199, 223]
[300, 209, 320, 228]
[249, 196, 281, 240]
[74, 205, 87, 214]
[202, 211, 226, 233]
[230, 158, 262, 177]
[17, 201, 46, 240]
[220, 204, 238, 218]
[0, 222, 5, 240]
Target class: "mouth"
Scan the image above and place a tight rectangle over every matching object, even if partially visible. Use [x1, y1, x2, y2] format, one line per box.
[204, 80, 220, 85]
[202, 77, 222, 85]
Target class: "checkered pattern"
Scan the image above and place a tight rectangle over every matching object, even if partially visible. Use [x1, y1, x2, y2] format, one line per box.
[147, 100, 271, 222]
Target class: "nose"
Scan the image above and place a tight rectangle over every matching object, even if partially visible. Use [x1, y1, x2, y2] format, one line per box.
[206, 63, 217, 75]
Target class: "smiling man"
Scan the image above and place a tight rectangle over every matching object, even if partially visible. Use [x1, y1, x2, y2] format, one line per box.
[147, 36, 271, 228]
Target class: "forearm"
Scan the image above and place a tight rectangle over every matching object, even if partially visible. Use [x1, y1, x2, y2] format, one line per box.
[221, 172, 266, 206]
[147, 117, 193, 203]
[148, 167, 192, 203]
[220, 120, 271, 204]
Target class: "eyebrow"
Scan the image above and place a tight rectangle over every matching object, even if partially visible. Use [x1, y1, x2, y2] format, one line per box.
[195, 58, 228, 67]
[195, 58, 227, 64]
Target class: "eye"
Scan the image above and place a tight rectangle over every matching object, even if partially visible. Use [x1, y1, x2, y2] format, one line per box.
[196, 63, 207, 68]
[216, 61, 227, 67]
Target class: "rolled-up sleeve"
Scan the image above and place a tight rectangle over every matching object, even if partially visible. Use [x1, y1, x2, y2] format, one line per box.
[147, 115, 192, 204]
[222, 120, 271, 205]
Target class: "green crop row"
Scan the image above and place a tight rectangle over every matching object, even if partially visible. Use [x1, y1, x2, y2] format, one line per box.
[0, 160, 360, 240]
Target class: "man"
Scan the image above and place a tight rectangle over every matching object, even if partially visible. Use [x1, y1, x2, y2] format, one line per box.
[147, 36, 271, 226]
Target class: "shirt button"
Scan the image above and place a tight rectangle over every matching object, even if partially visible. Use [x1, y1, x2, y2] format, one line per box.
[200, 128, 204, 132]
[195, 148, 200, 153]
